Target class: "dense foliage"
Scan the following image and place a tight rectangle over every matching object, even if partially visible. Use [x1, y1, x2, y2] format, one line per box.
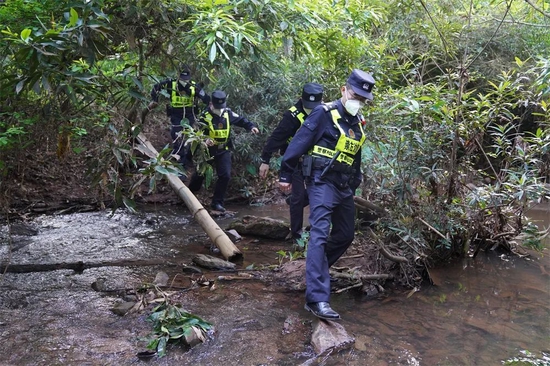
[0, 0, 548, 284]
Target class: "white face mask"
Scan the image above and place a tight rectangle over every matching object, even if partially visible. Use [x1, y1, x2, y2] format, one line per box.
[344, 87, 365, 116]
[212, 108, 224, 116]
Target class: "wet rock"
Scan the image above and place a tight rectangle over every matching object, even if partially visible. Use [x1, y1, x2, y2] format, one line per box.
[182, 264, 203, 274]
[9, 222, 39, 236]
[183, 326, 207, 348]
[122, 294, 138, 302]
[311, 320, 355, 356]
[192, 254, 237, 270]
[274, 260, 306, 291]
[153, 271, 169, 286]
[110, 301, 135, 316]
[225, 229, 242, 242]
[362, 283, 379, 297]
[227, 215, 289, 240]
[278, 314, 311, 355]
[353, 334, 369, 352]
[91, 277, 107, 292]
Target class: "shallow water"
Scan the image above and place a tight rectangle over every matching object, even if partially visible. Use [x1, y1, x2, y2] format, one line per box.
[0, 202, 548, 365]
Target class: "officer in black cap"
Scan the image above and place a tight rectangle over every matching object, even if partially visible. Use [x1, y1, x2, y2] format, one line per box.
[259, 83, 324, 242]
[278, 69, 375, 320]
[148, 65, 210, 173]
[188, 90, 259, 212]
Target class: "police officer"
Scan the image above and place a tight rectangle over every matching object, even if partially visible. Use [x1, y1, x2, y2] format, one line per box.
[148, 65, 210, 171]
[188, 90, 259, 212]
[279, 69, 375, 320]
[259, 83, 324, 241]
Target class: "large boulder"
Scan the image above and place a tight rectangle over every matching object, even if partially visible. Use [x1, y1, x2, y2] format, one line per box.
[227, 215, 289, 240]
[311, 320, 355, 356]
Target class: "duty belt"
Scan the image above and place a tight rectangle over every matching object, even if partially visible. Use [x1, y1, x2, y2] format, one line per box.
[311, 156, 354, 174]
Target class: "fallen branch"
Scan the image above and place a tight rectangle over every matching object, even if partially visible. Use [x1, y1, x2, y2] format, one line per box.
[339, 254, 363, 260]
[217, 275, 258, 281]
[417, 217, 447, 240]
[361, 273, 391, 280]
[353, 196, 388, 215]
[330, 271, 391, 281]
[0, 259, 179, 274]
[334, 283, 363, 293]
[367, 228, 408, 263]
[491, 231, 516, 241]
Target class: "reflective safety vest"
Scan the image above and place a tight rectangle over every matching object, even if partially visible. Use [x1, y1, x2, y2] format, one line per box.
[170, 81, 196, 108]
[287, 106, 307, 143]
[310, 104, 365, 166]
[204, 110, 231, 145]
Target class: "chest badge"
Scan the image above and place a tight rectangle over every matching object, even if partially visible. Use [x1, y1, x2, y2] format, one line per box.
[218, 123, 224, 129]
[348, 129, 355, 139]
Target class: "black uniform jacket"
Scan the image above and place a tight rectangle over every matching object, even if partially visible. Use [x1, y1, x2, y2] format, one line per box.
[279, 99, 363, 187]
[199, 108, 257, 156]
[150, 78, 210, 118]
[260, 99, 306, 164]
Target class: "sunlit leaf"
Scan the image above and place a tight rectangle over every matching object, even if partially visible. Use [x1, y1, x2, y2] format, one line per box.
[20, 28, 31, 41]
[209, 43, 217, 63]
[69, 8, 79, 27]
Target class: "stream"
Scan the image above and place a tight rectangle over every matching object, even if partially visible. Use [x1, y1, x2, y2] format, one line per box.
[0, 202, 548, 366]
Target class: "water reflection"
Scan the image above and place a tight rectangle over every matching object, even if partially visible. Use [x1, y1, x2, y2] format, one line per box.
[0, 203, 547, 365]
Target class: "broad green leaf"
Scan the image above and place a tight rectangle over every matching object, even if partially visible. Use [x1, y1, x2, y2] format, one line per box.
[69, 8, 79, 27]
[155, 165, 172, 175]
[122, 197, 136, 213]
[209, 43, 217, 63]
[15, 79, 25, 94]
[157, 336, 167, 357]
[20, 28, 31, 41]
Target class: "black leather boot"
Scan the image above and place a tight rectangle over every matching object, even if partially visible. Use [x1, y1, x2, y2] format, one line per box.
[304, 302, 341, 320]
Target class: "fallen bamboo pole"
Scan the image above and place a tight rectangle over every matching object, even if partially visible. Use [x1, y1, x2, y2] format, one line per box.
[135, 132, 243, 262]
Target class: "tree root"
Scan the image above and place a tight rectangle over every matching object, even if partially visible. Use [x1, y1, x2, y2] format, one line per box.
[367, 227, 408, 263]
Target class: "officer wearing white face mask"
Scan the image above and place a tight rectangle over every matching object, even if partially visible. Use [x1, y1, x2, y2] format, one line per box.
[188, 90, 259, 212]
[278, 69, 375, 321]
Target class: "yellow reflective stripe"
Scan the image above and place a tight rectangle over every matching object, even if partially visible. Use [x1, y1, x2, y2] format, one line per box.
[205, 111, 230, 141]
[312, 146, 335, 158]
[330, 108, 364, 155]
[287, 106, 306, 143]
[311, 146, 354, 166]
[358, 122, 366, 145]
[171, 81, 195, 107]
[288, 106, 306, 123]
[336, 153, 354, 165]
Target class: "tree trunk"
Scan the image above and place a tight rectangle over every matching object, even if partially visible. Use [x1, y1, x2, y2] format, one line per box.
[135, 132, 243, 262]
[0, 258, 176, 273]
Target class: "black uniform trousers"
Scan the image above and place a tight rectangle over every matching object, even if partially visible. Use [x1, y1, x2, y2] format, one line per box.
[289, 164, 309, 239]
[305, 175, 355, 303]
[188, 149, 231, 206]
